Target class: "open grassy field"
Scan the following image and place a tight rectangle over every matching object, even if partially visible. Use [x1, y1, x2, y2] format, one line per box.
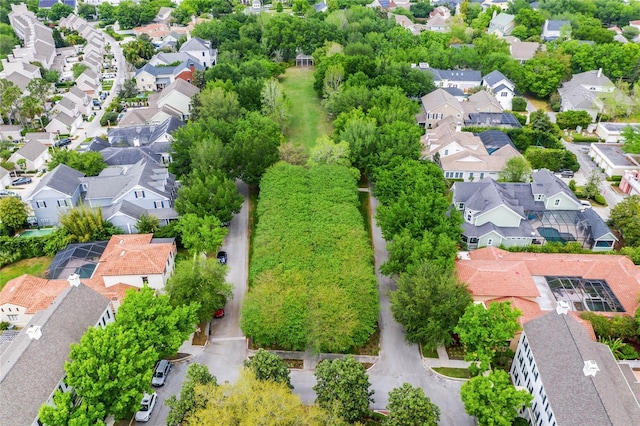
[0, 256, 52, 290]
[279, 67, 333, 151]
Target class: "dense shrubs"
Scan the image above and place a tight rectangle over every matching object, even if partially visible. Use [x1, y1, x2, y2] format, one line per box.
[580, 312, 637, 340]
[0, 236, 49, 268]
[511, 97, 527, 112]
[241, 163, 378, 353]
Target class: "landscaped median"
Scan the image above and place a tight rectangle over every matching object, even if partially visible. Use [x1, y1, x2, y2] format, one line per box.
[241, 162, 379, 354]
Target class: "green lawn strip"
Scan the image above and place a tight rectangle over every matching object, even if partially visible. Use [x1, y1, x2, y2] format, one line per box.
[432, 367, 470, 379]
[280, 67, 332, 152]
[421, 342, 438, 358]
[0, 256, 52, 290]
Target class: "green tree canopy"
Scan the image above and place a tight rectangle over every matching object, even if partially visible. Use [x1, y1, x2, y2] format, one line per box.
[165, 257, 233, 323]
[608, 194, 640, 246]
[622, 125, 640, 154]
[314, 356, 374, 423]
[385, 383, 440, 426]
[39, 389, 106, 426]
[175, 213, 227, 258]
[244, 348, 292, 388]
[391, 261, 473, 349]
[175, 169, 243, 224]
[135, 213, 160, 234]
[461, 370, 532, 426]
[455, 302, 522, 373]
[166, 363, 217, 426]
[59, 205, 120, 243]
[48, 149, 107, 176]
[499, 157, 532, 183]
[0, 197, 28, 234]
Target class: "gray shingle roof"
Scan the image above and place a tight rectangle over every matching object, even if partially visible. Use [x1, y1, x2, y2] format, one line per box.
[545, 19, 570, 31]
[179, 36, 210, 52]
[99, 147, 162, 166]
[29, 164, 85, 198]
[12, 140, 48, 161]
[107, 117, 183, 147]
[523, 311, 640, 426]
[482, 70, 509, 87]
[426, 67, 482, 82]
[0, 283, 110, 426]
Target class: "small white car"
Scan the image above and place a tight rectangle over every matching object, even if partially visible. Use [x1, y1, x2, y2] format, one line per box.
[135, 392, 157, 422]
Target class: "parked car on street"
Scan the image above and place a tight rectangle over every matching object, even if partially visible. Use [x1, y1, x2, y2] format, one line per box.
[217, 251, 228, 265]
[559, 170, 574, 178]
[214, 308, 225, 318]
[12, 177, 32, 185]
[55, 138, 72, 148]
[151, 360, 172, 387]
[135, 392, 157, 422]
[0, 190, 21, 199]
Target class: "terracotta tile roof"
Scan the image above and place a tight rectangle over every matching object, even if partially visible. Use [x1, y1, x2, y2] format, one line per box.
[0, 276, 69, 314]
[489, 297, 544, 326]
[94, 234, 175, 276]
[457, 260, 540, 299]
[464, 248, 640, 314]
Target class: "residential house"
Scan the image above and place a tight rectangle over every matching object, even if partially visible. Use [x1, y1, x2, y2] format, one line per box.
[179, 36, 217, 68]
[155, 6, 174, 22]
[482, 0, 510, 10]
[9, 140, 50, 171]
[0, 60, 42, 91]
[0, 125, 23, 142]
[511, 307, 640, 426]
[425, 13, 450, 32]
[417, 63, 482, 92]
[452, 169, 617, 251]
[7, 4, 56, 69]
[135, 59, 203, 92]
[45, 111, 83, 135]
[559, 68, 632, 120]
[595, 122, 640, 143]
[463, 90, 504, 115]
[106, 116, 182, 163]
[0, 281, 113, 426]
[314, 1, 329, 12]
[394, 15, 427, 35]
[28, 164, 85, 226]
[620, 170, 640, 196]
[488, 13, 515, 37]
[482, 70, 516, 110]
[464, 112, 522, 128]
[458, 247, 640, 325]
[423, 118, 522, 182]
[120, 80, 199, 125]
[0, 167, 12, 188]
[588, 143, 640, 177]
[81, 160, 178, 232]
[64, 86, 92, 116]
[75, 68, 101, 96]
[92, 234, 177, 289]
[416, 88, 465, 129]
[24, 132, 56, 147]
[542, 19, 571, 41]
[430, 5, 450, 17]
[505, 36, 542, 63]
[149, 52, 196, 67]
[53, 97, 81, 119]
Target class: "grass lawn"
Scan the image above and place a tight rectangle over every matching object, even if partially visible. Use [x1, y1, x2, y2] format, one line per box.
[279, 67, 332, 152]
[421, 342, 439, 358]
[527, 96, 552, 111]
[432, 367, 470, 379]
[0, 256, 52, 290]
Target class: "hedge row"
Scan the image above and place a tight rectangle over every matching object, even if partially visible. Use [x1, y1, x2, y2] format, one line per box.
[241, 163, 379, 353]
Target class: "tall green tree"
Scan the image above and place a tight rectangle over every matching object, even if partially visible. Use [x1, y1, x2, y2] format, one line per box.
[0, 79, 21, 125]
[385, 383, 440, 426]
[244, 348, 292, 388]
[261, 77, 292, 131]
[391, 261, 472, 349]
[0, 197, 28, 234]
[314, 356, 374, 423]
[622, 125, 640, 154]
[174, 169, 243, 224]
[39, 389, 106, 426]
[166, 363, 217, 426]
[135, 213, 160, 234]
[59, 205, 119, 243]
[455, 302, 522, 373]
[175, 213, 227, 258]
[499, 157, 532, 183]
[583, 169, 602, 201]
[165, 257, 233, 323]
[65, 324, 157, 420]
[461, 370, 532, 426]
[307, 136, 352, 168]
[115, 286, 198, 358]
[608, 194, 640, 246]
[48, 149, 107, 176]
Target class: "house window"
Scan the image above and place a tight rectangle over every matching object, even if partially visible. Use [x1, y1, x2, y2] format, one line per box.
[57, 199, 70, 207]
[202, 52, 205, 56]
[142, 276, 149, 285]
[444, 149, 449, 155]
[8, 315, 18, 321]
[154, 201, 164, 208]
[134, 190, 145, 199]
[487, 238, 493, 246]
[554, 199, 560, 206]
[106, 309, 111, 319]
[458, 202, 464, 209]
[501, 92, 508, 97]
[480, 173, 484, 179]
[35, 201, 47, 208]
[467, 214, 472, 221]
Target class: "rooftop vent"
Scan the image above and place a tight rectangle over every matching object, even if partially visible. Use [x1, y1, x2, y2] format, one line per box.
[583, 360, 599, 377]
[68, 273, 80, 287]
[556, 300, 570, 315]
[27, 324, 42, 340]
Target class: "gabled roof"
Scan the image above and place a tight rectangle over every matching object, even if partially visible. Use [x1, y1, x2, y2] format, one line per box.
[179, 36, 211, 52]
[103, 199, 148, 221]
[94, 234, 175, 276]
[464, 91, 503, 113]
[98, 147, 162, 166]
[0, 167, 8, 180]
[427, 67, 482, 82]
[420, 88, 464, 112]
[158, 79, 200, 101]
[10, 140, 48, 162]
[29, 164, 85, 199]
[489, 13, 514, 27]
[50, 111, 77, 127]
[57, 97, 76, 111]
[482, 70, 510, 87]
[0, 283, 110, 426]
[545, 19, 570, 32]
[85, 137, 110, 152]
[524, 311, 640, 425]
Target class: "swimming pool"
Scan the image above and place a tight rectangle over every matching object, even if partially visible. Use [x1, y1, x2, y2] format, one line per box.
[18, 228, 56, 238]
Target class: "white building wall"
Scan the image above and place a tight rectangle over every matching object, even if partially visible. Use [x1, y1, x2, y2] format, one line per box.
[102, 273, 165, 290]
[0, 303, 33, 326]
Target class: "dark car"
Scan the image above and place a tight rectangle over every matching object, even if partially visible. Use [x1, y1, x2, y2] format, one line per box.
[55, 138, 72, 148]
[559, 170, 574, 178]
[216, 251, 227, 265]
[12, 177, 32, 185]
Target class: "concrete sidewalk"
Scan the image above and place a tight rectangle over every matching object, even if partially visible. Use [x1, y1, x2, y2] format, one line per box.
[421, 344, 472, 370]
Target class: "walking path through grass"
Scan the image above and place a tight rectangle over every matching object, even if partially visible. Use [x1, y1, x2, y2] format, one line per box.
[0, 256, 52, 290]
[280, 67, 333, 151]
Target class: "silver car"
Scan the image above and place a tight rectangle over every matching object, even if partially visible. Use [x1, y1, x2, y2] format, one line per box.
[135, 392, 157, 422]
[151, 359, 171, 387]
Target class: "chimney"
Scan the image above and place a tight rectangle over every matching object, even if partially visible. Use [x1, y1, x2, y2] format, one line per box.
[456, 122, 462, 132]
[68, 273, 81, 287]
[583, 360, 599, 377]
[27, 324, 42, 340]
[597, 68, 602, 78]
[133, 137, 140, 147]
[556, 301, 570, 315]
[190, 62, 195, 74]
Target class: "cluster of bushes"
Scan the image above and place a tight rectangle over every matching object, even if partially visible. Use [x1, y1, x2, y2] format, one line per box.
[241, 163, 378, 353]
[504, 241, 597, 255]
[0, 236, 50, 268]
[580, 312, 639, 360]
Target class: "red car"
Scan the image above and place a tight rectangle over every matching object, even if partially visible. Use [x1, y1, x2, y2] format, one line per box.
[214, 308, 225, 318]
